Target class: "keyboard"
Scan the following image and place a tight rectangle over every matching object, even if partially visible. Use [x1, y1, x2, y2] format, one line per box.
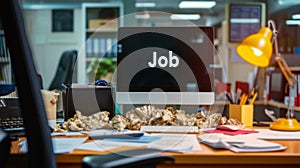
[140, 126, 199, 133]
[0, 98, 25, 136]
[0, 117, 24, 132]
[0, 117, 26, 138]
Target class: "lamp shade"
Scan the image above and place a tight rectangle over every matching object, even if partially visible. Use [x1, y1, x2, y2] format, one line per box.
[236, 27, 273, 67]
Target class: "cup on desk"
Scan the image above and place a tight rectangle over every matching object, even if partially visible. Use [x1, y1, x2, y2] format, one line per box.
[229, 104, 253, 127]
[41, 90, 59, 128]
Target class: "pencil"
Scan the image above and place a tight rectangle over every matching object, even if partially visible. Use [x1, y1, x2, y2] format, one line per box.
[242, 95, 248, 105]
[239, 93, 248, 105]
[250, 92, 258, 105]
[239, 94, 245, 105]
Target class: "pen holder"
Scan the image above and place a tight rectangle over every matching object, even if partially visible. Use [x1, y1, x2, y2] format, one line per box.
[229, 104, 253, 127]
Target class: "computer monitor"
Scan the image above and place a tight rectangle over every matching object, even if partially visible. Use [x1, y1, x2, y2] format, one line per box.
[116, 27, 215, 105]
[226, 2, 266, 45]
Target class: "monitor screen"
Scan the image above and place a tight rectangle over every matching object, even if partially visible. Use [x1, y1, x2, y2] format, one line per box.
[226, 2, 266, 45]
[116, 27, 215, 105]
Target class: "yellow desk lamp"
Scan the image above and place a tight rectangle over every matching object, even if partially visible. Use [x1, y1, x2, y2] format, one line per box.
[237, 20, 300, 131]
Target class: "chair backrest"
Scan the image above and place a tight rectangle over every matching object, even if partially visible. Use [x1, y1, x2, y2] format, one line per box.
[0, 0, 56, 167]
[48, 50, 77, 90]
[82, 148, 175, 168]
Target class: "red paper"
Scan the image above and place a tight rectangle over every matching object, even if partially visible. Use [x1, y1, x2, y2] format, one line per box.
[204, 129, 258, 136]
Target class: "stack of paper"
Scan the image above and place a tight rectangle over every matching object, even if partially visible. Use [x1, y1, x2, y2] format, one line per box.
[199, 133, 287, 152]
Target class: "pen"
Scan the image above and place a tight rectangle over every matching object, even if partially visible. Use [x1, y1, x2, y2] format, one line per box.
[225, 92, 234, 104]
[231, 90, 236, 104]
[250, 92, 258, 105]
[250, 88, 255, 97]
[236, 88, 242, 104]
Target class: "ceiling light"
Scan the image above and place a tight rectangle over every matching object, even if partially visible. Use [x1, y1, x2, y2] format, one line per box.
[179, 1, 216, 9]
[135, 2, 156, 8]
[135, 13, 151, 19]
[170, 14, 201, 20]
[230, 18, 260, 24]
[286, 20, 300, 25]
[279, 0, 300, 5]
[292, 14, 300, 19]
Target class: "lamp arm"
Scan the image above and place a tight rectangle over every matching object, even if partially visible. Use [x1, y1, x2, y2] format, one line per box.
[273, 36, 297, 120]
[274, 54, 297, 87]
[269, 20, 297, 87]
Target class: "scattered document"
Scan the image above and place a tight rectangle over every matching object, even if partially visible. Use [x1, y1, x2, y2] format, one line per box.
[199, 133, 287, 152]
[103, 135, 161, 143]
[76, 140, 146, 152]
[19, 137, 88, 154]
[77, 133, 201, 153]
[255, 129, 300, 140]
[53, 138, 88, 153]
[148, 134, 202, 152]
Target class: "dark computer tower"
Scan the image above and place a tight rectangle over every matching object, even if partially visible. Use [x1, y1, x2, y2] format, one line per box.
[63, 86, 115, 120]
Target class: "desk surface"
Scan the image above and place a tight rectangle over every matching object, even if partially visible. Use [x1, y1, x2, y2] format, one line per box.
[10, 131, 300, 168]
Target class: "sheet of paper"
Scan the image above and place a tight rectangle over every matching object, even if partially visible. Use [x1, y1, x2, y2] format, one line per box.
[76, 140, 146, 152]
[102, 135, 161, 143]
[20, 137, 88, 154]
[228, 145, 287, 153]
[225, 138, 282, 149]
[255, 129, 300, 140]
[148, 134, 202, 152]
[76, 141, 117, 152]
[51, 132, 83, 136]
[199, 133, 287, 153]
[53, 138, 88, 154]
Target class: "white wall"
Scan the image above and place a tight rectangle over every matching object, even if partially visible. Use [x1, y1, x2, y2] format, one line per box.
[23, 9, 83, 89]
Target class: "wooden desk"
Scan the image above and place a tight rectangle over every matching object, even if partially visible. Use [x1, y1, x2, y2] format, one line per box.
[10, 133, 300, 168]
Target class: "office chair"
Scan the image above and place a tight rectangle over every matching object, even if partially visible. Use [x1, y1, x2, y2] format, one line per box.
[82, 148, 174, 168]
[0, 0, 55, 167]
[0, 1, 174, 167]
[48, 50, 77, 91]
